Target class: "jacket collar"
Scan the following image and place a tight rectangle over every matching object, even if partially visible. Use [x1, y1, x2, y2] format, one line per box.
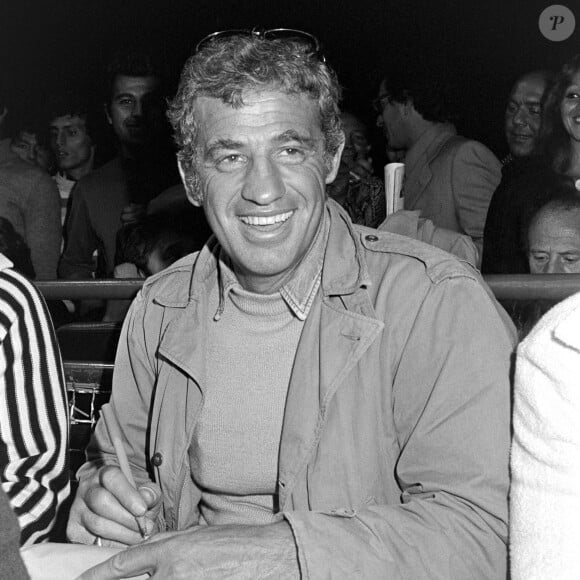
[155, 200, 372, 382]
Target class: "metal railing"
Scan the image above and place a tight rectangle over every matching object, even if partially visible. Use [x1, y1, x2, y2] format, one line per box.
[35, 275, 580, 302]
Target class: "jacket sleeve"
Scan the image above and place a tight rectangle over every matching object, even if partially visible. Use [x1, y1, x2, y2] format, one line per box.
[510, 292, 580, 579]
[285, 275, 514, 579]
[58, 183, 98, 280]
[450, 141, 501, 258]
[0, 270, 69, 545]
[24, 173, 61, 280]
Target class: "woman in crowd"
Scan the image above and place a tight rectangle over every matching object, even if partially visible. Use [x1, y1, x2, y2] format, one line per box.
[538, 53, 580, 187]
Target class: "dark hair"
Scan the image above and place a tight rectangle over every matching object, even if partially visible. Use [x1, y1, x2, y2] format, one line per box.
[105, 50, 168, 103]
[46, 91, 100, 140]
[168, 33, 343, 203]
[537, 54, 580, 173]
[380, 61, 456, 124]
[115, 211, 209, 276]
[0, 218, 35, 279]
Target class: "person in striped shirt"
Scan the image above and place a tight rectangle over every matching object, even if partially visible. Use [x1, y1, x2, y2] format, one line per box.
[0, 252, 69, 545]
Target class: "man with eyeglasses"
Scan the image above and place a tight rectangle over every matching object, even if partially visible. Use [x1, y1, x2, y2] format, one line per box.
[375, 64, 501, 266]
[68, 30, 515, 579]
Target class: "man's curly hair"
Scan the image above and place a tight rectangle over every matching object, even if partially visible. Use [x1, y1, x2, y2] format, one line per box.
[168, 34, 343, 203]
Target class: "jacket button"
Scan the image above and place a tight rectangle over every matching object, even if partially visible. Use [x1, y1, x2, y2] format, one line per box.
[151, 452, 163, 467]
[365, 234, 379, 242]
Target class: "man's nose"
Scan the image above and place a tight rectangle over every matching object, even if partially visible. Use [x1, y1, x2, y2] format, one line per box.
[545, 256, 562, 274]
[376, 114, 384, 128]
[241, 157, 285, 205]
[132, 100, 143, 117]
[513, 107, 528, 126]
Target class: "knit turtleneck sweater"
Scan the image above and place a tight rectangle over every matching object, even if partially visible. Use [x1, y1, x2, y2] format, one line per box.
[189, 283, 306, 526]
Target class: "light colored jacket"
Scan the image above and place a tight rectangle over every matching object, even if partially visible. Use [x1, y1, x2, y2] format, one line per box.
[403, 124, 501, 259]
[80, 202, 514, 579]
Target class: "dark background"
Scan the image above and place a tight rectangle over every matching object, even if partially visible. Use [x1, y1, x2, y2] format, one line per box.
[1, 0, 578, 158]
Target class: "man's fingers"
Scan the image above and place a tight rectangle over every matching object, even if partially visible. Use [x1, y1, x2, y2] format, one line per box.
[80, 500, 144, 545]
[138, 483, 162, 510]
[99, 466, 148, 516]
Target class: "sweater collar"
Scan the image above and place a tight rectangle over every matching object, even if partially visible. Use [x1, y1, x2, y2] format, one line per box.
[213, 209, 329, 322]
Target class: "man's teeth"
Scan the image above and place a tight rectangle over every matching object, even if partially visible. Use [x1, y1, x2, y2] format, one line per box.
[241, 211, 293, 226]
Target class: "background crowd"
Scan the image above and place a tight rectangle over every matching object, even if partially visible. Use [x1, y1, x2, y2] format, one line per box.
[0, 5, 579, 578]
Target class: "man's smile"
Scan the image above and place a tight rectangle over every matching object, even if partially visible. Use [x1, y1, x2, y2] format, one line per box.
[239, 210, 294, 227]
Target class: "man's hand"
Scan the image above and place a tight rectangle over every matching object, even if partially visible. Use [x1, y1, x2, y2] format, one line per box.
[77, 520, 300, 579]
[67, 466, 162, 546]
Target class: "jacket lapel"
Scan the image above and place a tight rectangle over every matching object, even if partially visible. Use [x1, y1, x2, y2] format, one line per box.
[278, 205, 384, 508]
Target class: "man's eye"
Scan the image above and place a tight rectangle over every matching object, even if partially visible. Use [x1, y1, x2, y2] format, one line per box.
[506, 103, 518, 114]
[563, 256, 580, 264]
[216, 154, 245, 171]
[529, 106, 542, 116]
[278, 147, 306, 164]
[565, 90, 580, 100]
[530, 253, 548, 263]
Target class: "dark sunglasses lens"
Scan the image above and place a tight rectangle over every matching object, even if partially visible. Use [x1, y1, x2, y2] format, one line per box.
[195, 28, 324, 61]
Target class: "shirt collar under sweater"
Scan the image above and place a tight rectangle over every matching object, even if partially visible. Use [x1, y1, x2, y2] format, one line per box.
[213, 209, 329, 322]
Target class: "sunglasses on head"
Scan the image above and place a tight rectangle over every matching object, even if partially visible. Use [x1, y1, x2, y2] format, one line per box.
[195, 27, 325, 62]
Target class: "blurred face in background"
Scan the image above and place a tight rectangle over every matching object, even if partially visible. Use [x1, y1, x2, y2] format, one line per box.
[528, 207, 580, 273]
[10, 131, 40, 165]
[375, 81, 410, 151]
[49, 114, 94, 179]
[340, 112, 371, 169]
[505, 74, 547, 158]
[560, 68, 580, 144]
[10, 130, 52, 170]
[106, 75, 165, 153]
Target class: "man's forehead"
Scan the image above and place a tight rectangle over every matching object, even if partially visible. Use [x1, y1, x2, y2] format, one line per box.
[50, 114, 86, 129]
[509, 77, 547, 102]
[16, 131, 37, 143]
[195, 91, 322, 136]
[533, 208, 580, 236]
[111, 74, 160, 96]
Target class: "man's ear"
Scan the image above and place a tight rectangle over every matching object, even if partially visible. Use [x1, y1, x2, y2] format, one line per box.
[178, 158, 203, 207]
[325, 133, 346, 184]
[104, 103, 112, 125]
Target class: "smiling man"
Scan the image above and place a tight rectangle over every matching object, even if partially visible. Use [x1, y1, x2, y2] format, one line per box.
[68, 31, 515, 579]
[482, 70, 556, 274]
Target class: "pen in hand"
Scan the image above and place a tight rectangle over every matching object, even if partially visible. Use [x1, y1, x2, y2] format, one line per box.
[100, 404, 151, 540]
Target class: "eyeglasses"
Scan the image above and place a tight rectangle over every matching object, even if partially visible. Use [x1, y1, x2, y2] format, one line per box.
[372, 93, 391, 113]
[195, 27, 325, 62]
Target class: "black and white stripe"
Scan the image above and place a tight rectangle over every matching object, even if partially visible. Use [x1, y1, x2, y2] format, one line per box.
[0, 266, 69, 545]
